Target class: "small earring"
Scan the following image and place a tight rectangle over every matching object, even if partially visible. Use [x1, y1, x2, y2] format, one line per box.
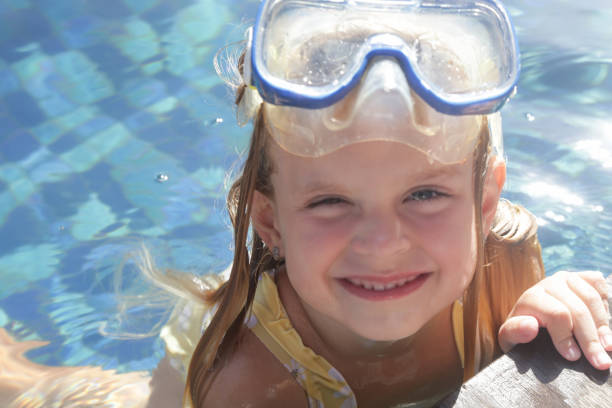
[272, 246, 280, 261]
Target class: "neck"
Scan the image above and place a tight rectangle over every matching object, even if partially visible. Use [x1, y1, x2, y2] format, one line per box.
[301, 298, 422, 359]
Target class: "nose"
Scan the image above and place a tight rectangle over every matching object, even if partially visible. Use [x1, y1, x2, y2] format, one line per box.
[350, 208, 411, 257]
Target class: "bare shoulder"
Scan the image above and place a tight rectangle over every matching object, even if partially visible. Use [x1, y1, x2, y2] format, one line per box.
[201, 330, 308, 408]
[147, 355, 184, 408]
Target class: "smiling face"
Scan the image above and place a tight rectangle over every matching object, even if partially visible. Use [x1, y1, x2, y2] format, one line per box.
[252, 137, 504, 344]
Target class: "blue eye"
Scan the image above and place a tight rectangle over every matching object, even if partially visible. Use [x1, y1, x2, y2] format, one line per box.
[407, 189, 447, 202]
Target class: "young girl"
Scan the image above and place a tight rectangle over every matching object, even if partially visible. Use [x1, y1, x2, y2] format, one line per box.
[1, 1, 610, 407]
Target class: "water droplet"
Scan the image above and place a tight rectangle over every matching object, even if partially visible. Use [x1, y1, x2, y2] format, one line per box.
[207, 117, 223, 126]
[525, 112, 535, 122]
[155, 173, 169, 183]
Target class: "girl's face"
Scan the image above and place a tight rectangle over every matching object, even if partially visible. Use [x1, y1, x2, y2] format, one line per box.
[254, 138, 501, 343]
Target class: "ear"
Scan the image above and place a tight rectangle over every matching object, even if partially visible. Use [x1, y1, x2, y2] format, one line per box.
[481, 157, 506, 235]
[251, 190, 282, 251]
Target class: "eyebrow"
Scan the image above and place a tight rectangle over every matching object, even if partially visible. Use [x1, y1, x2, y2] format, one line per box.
[416, 165, 464, 181]
[300, 181, 348, 196]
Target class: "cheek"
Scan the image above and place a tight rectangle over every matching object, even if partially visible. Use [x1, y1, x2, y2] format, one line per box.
[283, 215, 353, 260]
[281, 216, 363, 303]
[415, 199, 478, 281]
[278, 216, 342, 286]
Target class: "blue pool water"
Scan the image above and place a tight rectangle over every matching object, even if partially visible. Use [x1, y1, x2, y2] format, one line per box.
[0, 0, 611, 375]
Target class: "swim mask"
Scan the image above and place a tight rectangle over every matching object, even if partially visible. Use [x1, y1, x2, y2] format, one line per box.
[239, 0, 519, 161]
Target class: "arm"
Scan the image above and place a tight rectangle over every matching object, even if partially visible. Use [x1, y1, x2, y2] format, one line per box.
[487, 203, 611, 370]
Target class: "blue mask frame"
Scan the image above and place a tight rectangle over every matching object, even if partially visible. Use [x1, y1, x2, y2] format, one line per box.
[247, 0, 521, 116]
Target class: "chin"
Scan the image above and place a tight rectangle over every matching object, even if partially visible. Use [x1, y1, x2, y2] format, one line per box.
[352, 320, 425, 342]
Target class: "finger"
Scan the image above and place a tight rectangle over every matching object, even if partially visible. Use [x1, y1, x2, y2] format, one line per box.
[498, 315, 540, 353]
[576, 271, 612, 318]
[575, 271, 609, 300]
[567, 274, 612, 352]
[511, 291, 581, 361]
[546, 282, 612, 370]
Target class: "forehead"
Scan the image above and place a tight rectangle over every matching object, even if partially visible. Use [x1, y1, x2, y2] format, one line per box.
[269, 138, 474, 195]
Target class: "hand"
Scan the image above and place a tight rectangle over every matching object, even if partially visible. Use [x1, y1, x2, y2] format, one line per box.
[498, 271, 612, 370]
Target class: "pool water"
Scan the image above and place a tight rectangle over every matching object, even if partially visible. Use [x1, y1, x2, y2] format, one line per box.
[0, 0, 611, 376]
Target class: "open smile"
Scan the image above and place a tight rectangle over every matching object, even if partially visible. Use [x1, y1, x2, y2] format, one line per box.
[337, 273, 431, 301]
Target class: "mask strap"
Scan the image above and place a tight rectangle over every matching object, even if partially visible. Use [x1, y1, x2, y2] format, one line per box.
[487, 112, 504, 160]
[237, 27, 263, 126]
[243, 27, 253, 86]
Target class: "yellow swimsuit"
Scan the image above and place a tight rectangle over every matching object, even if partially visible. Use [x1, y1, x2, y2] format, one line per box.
[161, 271, 466, 407]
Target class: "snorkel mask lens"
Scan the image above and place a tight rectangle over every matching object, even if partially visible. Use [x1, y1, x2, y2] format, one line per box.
[251, 0, 520, 115]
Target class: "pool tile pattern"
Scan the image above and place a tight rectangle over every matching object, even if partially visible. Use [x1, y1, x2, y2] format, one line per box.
[0, 0, 257, 371]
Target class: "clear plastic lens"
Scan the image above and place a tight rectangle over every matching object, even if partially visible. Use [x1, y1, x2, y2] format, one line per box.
[284, 39, 361, 86]
[263, 12, 367, 86]
[258, 0, 515, 99]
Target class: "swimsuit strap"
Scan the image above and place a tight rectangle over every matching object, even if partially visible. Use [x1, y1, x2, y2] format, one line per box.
[248, 272, 357, 408]
[451, 300, 465, 369]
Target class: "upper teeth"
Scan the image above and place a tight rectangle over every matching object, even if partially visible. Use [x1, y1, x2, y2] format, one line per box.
[347, 276, 419, 291]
